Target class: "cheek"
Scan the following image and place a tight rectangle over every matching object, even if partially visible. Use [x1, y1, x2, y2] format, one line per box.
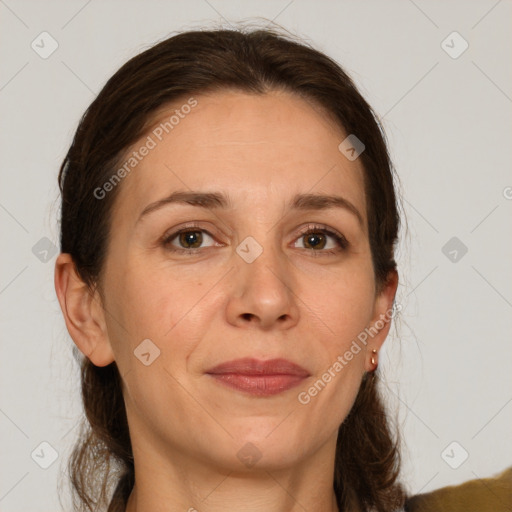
[297, 261, 376, 342]
[103, 264, 211, 424]
[104, 257, 217, 369]
[295, 360, 363, 447]
[109, 252, 174, 322]
[295, 272, 373, 429]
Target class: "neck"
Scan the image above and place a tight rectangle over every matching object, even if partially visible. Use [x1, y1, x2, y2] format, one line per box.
[124, 432, 340, 512]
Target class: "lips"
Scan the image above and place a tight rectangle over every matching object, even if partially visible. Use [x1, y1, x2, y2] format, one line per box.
[206, 358, 310, 397]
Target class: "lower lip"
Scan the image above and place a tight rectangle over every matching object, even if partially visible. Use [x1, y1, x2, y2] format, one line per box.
[207, 373, 308, 396]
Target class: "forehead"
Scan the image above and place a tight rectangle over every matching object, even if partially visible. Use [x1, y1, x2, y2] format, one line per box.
[113, 89, 367, 224]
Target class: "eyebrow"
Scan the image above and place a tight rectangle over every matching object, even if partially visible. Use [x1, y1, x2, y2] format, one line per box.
[137, 190, 364, 227]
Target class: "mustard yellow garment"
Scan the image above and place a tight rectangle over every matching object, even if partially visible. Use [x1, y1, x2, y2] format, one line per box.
[405, 466, 512, 512]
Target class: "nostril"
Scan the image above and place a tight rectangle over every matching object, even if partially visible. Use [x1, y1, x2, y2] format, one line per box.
[241, 313, 253, 321]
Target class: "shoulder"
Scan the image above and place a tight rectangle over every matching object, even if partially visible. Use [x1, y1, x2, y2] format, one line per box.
[404, 466, 512, 512]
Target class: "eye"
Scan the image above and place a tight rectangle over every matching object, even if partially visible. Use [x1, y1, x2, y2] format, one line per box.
[293, 225, 349, 255]
[161, 223, 349, 256]
[162, 227, 217, 253]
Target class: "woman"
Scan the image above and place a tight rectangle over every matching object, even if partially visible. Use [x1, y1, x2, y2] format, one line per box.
[54, 26, 406, 511]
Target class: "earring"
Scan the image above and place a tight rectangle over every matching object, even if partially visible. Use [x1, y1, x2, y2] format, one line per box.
[371, 349, 378, 369]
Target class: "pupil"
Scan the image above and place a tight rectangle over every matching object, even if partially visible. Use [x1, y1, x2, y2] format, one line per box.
[306, 233, 325, 249]
[181, 231, 202, 248]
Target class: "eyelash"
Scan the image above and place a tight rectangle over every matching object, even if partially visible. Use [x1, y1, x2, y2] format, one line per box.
[161, 223, 349, 257]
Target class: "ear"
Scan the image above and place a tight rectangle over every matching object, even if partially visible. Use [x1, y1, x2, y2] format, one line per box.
[364, 269, 399, 372]
[54, 253, 115, 367]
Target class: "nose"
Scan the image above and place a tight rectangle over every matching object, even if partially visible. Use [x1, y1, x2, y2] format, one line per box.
[225, 242, 300, 331]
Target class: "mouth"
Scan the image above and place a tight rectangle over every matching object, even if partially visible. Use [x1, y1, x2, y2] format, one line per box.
[205, 358, 310, 397]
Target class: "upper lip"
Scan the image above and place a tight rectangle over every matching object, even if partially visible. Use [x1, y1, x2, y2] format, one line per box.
[206, 358, 310, 377]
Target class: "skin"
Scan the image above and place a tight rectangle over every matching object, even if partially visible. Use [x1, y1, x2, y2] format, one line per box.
[55, 90, 398, 512]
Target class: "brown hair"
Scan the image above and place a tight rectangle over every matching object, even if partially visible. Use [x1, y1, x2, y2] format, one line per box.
[58, 25, 405, 512]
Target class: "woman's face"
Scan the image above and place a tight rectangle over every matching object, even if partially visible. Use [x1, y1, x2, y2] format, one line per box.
[91, 90, 396, 472]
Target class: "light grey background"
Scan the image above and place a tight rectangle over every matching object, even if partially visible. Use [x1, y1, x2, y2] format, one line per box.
[1, 1, 511, 510]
